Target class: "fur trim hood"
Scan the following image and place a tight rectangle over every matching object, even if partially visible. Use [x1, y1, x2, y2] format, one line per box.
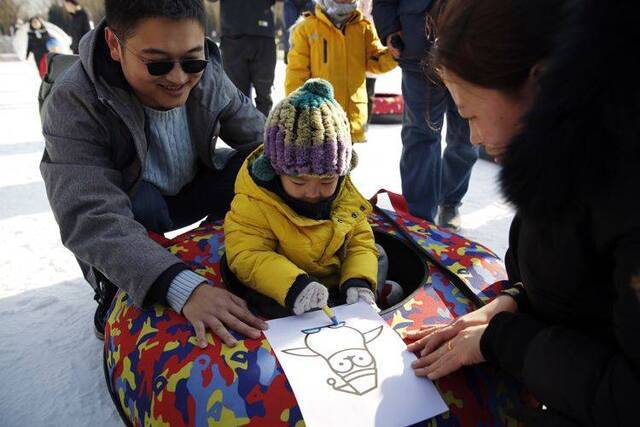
[499, 1, 640, 219]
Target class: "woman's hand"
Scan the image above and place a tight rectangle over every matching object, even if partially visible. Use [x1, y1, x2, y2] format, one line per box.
[411, 324, 487, 379]
[405, 295, 517, 357]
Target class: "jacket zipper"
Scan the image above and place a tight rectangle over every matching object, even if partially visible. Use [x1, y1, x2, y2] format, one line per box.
[323, 39, 328, 64]
[206, 106, 226, 168]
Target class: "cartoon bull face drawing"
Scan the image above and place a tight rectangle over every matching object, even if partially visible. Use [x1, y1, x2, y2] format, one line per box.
[282, 323, 383, 396]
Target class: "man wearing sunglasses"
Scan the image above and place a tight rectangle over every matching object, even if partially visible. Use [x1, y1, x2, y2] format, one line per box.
[40, 0, 269, 348]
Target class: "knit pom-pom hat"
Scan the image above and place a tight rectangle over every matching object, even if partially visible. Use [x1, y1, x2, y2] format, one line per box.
[255, 79, 353, 180]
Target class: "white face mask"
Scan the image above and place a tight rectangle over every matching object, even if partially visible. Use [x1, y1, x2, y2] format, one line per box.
[316, 0, 357, 24]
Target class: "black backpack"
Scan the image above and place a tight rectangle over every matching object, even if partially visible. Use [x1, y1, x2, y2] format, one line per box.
[38, 52, 79, 113]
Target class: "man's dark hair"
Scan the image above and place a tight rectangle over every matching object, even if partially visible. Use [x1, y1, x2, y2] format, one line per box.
[65, 0, 80, 5]
[105, 0, 207, 42]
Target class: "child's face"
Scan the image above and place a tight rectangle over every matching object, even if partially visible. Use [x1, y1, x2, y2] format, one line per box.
[281, 175, 340, 204]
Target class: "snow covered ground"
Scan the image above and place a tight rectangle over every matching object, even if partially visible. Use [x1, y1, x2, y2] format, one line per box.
[0, 55, 513, 426]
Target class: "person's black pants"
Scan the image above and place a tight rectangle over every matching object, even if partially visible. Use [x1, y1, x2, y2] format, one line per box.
[366, 77, 376, 124]
[220, 35, 277, 117]
[130, 144, 258, 233]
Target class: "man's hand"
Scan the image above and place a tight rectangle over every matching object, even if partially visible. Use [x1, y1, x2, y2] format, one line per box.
[386, 31, 404, 58]
[182, 283, 268, 348]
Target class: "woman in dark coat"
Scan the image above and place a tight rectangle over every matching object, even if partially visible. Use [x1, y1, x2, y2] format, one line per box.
[26, 17, 50, 76]
[407, 0, 640, 424]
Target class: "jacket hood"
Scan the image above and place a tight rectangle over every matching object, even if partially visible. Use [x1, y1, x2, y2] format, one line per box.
[312, 4, 363, 29]
[236, 147, 370, 226]
[78, 19, 121, 88]
[499, 1, 640, 219]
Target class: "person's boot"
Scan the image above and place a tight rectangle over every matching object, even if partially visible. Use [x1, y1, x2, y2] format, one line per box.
[93, 277, 117, 340]
[94, 305, 107, 340]
[437, 205, 461, 231]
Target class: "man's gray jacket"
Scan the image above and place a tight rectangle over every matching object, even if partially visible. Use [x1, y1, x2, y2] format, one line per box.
[40, 21, 265, 307]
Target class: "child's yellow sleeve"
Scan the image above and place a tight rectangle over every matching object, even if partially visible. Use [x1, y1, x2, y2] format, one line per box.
[364, 20, 398, 75]
[285, 22, 312, 95]
[224, 195, 306, 306]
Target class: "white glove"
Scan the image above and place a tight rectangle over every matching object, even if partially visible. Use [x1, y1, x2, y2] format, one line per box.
[293, 281, 329, 315]
[346, 287, 376, 305]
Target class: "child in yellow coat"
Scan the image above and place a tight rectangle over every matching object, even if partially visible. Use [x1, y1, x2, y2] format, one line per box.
[285, 0, 397, 142]
[224, 79, 378, 316]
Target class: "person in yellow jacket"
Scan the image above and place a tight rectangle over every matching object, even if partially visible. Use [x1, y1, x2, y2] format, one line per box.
[224, 79, 379, 315]
[285, 0, 397, 143]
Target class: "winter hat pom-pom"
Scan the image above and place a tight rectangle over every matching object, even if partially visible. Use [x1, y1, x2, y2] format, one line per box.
[301, 79, 334, 99]
[251, 154, 277, 181]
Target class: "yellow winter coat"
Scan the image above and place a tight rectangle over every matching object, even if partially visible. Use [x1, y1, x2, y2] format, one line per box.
[285, 6, 397, 142]
[224, 147, 378, 307]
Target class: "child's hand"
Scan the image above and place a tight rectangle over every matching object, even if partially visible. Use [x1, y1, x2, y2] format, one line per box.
[293, 282, 329, 315]
[346, 287, 376, 306]
[386, 31, 404, 58]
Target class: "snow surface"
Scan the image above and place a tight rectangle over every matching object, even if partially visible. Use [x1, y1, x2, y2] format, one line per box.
[0, 56, 513, 426]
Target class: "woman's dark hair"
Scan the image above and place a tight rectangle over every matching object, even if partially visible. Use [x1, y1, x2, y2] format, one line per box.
[105, 0, 207, 42]
[29, 16, 44, 30]
[430, 0, 568, 94]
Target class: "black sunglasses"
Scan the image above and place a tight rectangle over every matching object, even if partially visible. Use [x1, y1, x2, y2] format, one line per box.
[143, 58, 208, 76]
[113, 33, 208, 76]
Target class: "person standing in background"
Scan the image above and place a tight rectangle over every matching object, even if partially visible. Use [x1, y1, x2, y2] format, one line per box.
[372, 0, 478, 230]
[358, 0, 377, 128]
[64, 0, 92, 54]
[283, 0, 315, 63]
[286, 0, 397, 143]
[26, 17, 51, 78]
[213, 0, 277, 117]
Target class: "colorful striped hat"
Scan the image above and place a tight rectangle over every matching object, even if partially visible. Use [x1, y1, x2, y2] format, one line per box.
[260, 79, 352, 178]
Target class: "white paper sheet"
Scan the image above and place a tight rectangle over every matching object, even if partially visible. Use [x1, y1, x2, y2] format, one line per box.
[264, 302, 448, 427]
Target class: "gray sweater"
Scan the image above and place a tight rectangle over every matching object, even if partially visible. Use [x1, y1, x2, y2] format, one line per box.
[142, 105, 197, 196]
[142, 105, 207, 313]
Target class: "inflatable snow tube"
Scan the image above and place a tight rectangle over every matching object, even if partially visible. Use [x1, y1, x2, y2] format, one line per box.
[104, 208, 530, 426]
[370, 93, 404, 125]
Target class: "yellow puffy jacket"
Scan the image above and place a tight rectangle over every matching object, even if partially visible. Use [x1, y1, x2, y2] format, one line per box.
[224, 147, 378, 307]
[285, 6, 397, 143]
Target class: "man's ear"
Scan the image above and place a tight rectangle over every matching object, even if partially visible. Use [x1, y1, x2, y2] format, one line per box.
[104, 27, 122, 63]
